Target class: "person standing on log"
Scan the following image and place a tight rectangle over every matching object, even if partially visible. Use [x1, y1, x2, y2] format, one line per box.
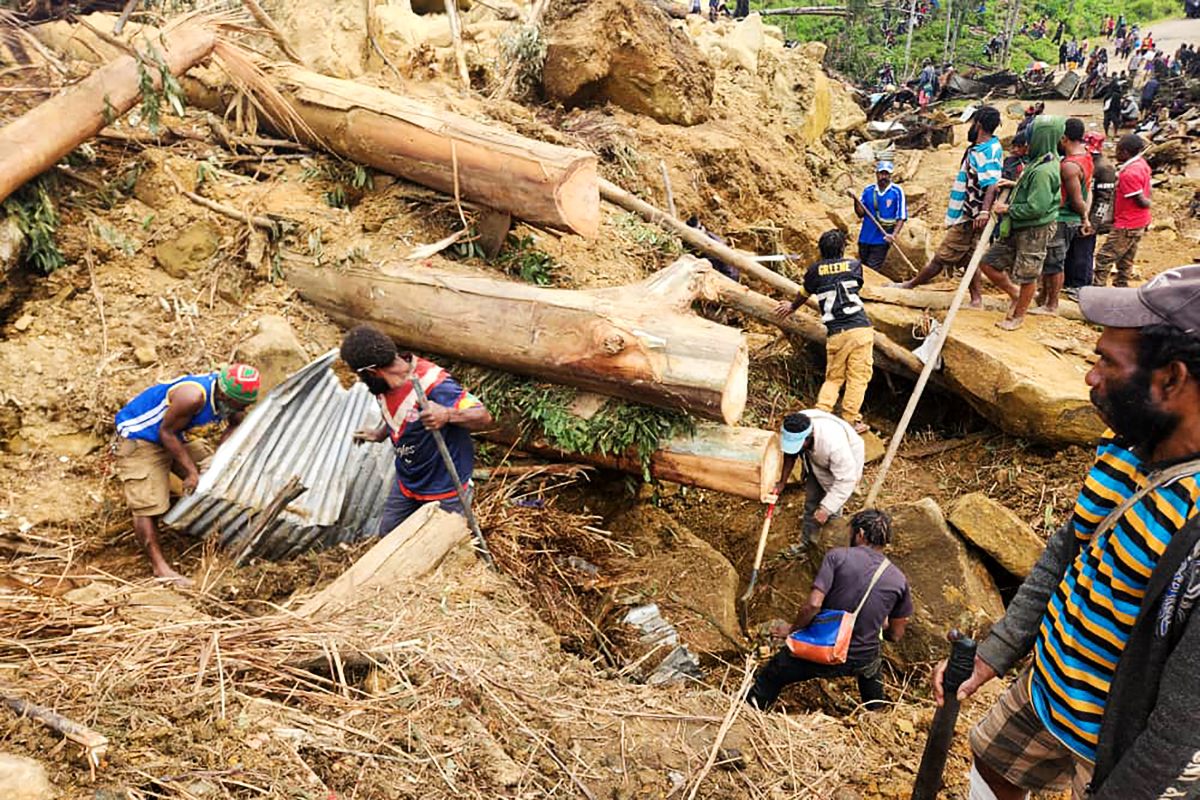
[340, 324, 493, 534]
[975, 115, 1063, 330]
[893, 106, 1003, 291]
[1035, 117, 1093, 316]
[776, 230, 874, 433]
[1093, 134, 1151, 288]
[853, 161, 907, 276]
[1065, 132, 1115, 297]
[113, 364, 260, 586]
[771, 411, 865, 547]
[931, 266, 1200, 800]
[747, 509, 912, 711]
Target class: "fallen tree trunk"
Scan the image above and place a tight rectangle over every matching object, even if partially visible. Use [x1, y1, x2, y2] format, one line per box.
[861, 284, 1086, 323]
[759, 5, 849, 15]
[703, 271, 934, 381]
[0, 20, 217, 204]
[485, 423, 782, 501]
[298, 504, 468, 619]
[265, 66, 599, 236]
[288, 256, 749, 424]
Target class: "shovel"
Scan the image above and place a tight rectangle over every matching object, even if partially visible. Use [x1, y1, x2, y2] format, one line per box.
[738, 502, 776, 629]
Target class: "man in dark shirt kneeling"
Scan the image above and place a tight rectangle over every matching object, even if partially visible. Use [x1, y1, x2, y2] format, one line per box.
[747, 509, 913, 711]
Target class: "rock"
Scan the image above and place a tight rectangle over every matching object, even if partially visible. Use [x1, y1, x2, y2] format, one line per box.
[233, 315, 308, 395]
[155, 221, 219, 279]
[12, 313, 32, 332]
[862, 431, 886, 463]
[722, 13, 765, 73]
[0, 215, 22, 277]
[831, 497, 1004, 665]
[276, 0, 370, 77]
[880, 217, 932, 281]
[866, 300, 1104, 446]
[0, 753, 54, 800]
[606, 505, 741, 655]
[133, 344, 158, 366]
[948, 492, 1045, 578]
[47, 431, 105, 457]
[542, 0, 714, 125]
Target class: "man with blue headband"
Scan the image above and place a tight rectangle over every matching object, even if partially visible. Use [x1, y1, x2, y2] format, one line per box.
[774, 410, 866, 547]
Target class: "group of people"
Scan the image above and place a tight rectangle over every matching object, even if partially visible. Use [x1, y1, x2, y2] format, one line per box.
[891, 108, 1151, 330]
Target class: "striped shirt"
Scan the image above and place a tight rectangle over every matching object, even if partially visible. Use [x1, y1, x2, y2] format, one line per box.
[1029, 431, 1200, 761]
[945, 136, 1003, 226]
[114, 373, 222, 444]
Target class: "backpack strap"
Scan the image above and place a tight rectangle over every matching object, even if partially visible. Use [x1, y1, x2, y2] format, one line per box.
[852, 557, 892, 618]
[1089, 457, 1200, 544]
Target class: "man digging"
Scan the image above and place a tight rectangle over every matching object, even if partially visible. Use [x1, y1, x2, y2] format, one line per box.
[339, 324, 493, 534]
[114, 364, 260, 585]
[934, 266, 1200, 799]
[772, 411, 865, 548]
[853, 161, 907, 276]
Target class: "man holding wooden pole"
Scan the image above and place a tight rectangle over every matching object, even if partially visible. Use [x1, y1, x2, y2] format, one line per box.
[340, 325, 493, 534]
[771, 411, 865, 548]
[893, 106, 1003, 290]
[853, 160, 907, 275]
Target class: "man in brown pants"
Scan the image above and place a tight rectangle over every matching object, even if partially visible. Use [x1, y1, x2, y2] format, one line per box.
[776, 230, 874, 433]
[1093, 133, 1152, 287]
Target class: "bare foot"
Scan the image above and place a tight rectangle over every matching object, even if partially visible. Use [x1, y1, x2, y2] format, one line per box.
[153, 569, 194, 588]
[967, 298, 984, 309]
[996, 317, 1025, 331]
[887, 281, 913, 289]
[1029, 305, 1058, 316]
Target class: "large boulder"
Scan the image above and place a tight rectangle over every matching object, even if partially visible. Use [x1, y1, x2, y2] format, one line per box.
[865, 300, 1105, 446]
[154, 221, 219, 279]
[542, 0, 714, 125]
[233, 315, 309, 395]
[606, 504, 741, 655]
[881, 217, 932, 281]
[815, 498, 1004, 665]
[0, 753, 54, 800]
[948, 492, 1046, 579]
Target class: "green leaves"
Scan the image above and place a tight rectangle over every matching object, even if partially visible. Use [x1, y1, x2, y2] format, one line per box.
[495, 234, 557, 285]
[3, 177, 65, 275]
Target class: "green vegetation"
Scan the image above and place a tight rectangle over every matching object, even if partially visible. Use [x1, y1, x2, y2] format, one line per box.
[301, 162, 374, 208]
[495, 233, 558, 285]
[497, 24, 548, 100]
[135, 46, 186, 134]
[3, 177, 65, 274]
[614, 213, 683, 259]
[464, 368, 695, 480]
[762, 0, 1181, 81]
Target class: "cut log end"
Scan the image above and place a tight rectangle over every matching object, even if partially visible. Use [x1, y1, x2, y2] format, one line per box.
[758, 431, 782, 502]
[721, 342, 749, 426]
[557, 158, 601, 238]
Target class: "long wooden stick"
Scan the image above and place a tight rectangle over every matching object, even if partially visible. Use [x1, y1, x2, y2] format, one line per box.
[240, 0, 305, 65]
[233, 475, 307, 565]
[659, 160, 677, 218]
[684, 656, 756, 800]
[863, 194, 1007, 507]
[444, 0, 471, 90]
[600, 178, 800, 296]
[845, 187, 917, 272]
[3, 694, 109, 772]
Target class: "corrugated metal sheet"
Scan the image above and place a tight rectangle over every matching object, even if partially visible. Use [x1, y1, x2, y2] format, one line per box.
[164, 351, 394, 560]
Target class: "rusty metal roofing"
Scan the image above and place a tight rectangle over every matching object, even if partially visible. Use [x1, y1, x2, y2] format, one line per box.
[164, 351, 394, 561]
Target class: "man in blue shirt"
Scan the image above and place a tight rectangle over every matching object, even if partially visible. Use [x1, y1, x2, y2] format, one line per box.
[340, 324, 493, 535]
[853, 161, 907, 274]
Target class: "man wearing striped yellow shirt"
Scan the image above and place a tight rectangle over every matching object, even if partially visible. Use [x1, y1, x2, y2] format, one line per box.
[932, 266, 1200, 799]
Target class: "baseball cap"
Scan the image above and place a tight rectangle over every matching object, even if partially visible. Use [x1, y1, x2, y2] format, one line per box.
[1077, 266, 1200, 334]
[876, 160, 894, 173]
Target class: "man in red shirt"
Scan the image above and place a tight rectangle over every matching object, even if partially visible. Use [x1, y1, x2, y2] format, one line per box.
[1093, 134, 1152, 287]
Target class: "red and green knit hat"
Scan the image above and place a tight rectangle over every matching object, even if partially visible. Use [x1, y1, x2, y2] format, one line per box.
[218, 364, 261, 404]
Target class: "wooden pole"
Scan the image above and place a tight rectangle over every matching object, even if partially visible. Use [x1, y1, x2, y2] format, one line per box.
[903, 0, 918, 77]
[444, 0, 471, 90]
[758, 5, 849, 15]
[599, 178, 800, 297]
[659, 160, 677, 219]
[863, 194, 1006, 507]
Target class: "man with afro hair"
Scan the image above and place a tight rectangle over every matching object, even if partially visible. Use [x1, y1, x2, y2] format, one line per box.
[340, 324, 493, 534]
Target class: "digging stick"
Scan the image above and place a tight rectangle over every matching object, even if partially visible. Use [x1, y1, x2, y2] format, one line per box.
[911, 631, 977, 800]
[3, 694, 109, 775]
[409, 361, 495, 566]
[739, 502, 776, 607]
[863, 190, 1007, 508]
[845, 188, 917, 272]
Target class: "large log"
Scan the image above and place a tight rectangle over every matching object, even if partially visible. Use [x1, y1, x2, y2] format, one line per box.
[298, 504, 469, 619]
[0, 20, 217, 204]
[861, 284, 1086, 323]
[265, 66, 599, 236]
[288, 256, 749, 424]
[485, 423, 782, 501]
